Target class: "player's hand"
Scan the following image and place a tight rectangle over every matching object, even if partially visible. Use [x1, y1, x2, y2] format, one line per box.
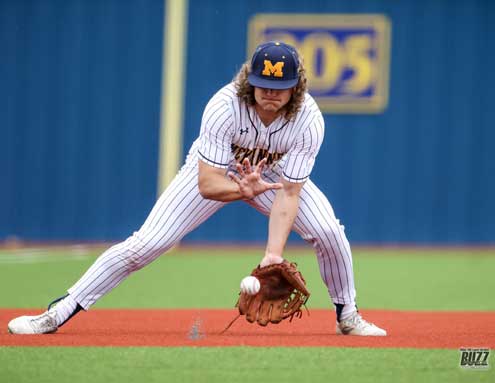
[228, 158, 283, 199]
[259, 254, 284, 268]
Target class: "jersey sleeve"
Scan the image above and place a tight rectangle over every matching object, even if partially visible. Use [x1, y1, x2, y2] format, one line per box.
[197, 97, 234, 169]
[282, 113, 324, 183]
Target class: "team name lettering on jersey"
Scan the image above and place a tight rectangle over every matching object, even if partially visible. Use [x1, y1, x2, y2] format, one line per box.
[196, 83, 324, 183]
[262, 60, 284, 77]
[231, 143, 285, 167]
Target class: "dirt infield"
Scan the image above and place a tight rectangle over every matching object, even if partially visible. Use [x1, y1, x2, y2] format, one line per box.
[1, 308, 494, 349]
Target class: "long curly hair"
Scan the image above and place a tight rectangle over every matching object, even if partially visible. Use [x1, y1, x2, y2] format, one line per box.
[234, 55, 308, 121]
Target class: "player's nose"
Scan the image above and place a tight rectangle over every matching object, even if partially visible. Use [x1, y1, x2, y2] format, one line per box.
[264, 88, 279, 95]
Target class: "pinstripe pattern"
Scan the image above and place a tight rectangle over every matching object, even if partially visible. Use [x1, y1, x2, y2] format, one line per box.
[68, 163, 225, 309]
[67, 82, 356, 310]
[247, 171, 356, 305]
[195, 83, 324, 183]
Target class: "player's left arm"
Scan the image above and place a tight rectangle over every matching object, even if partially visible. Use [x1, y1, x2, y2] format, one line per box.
[260, 107, 325, 267]
[260, 179, 304, 267]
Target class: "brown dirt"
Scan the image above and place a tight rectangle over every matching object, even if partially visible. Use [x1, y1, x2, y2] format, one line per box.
[1, 308, 494, 349]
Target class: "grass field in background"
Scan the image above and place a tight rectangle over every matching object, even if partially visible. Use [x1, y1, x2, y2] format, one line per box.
[0, 246, 494, 310]
[1, 246, 494, 383]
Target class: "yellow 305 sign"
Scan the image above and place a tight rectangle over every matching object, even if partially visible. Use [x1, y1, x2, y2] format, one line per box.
[248, 14, 391, 113]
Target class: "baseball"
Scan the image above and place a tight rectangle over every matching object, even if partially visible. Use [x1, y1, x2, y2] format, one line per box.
[240, 276, 260, 295]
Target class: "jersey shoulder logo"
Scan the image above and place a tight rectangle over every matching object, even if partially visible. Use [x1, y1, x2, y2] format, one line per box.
[262, 60, 284, 78]
[240, 127, 249, 135]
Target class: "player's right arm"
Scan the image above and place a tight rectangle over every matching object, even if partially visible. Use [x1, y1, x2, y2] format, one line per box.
[198, 158, 282, 202]
[197, 86, 281, 202]
[196, 90, 248, 202]
[198, 160, 243, 202]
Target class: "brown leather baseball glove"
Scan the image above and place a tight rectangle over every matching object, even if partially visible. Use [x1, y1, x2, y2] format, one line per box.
[237, 260, 310, 326]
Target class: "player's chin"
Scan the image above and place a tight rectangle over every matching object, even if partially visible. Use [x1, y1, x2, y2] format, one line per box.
[261, 103, 280, 112]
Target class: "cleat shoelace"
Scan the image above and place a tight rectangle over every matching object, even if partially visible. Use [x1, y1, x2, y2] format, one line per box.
[29, 311, 57, 332]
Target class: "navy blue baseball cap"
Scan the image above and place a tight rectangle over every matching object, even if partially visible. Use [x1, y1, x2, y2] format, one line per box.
[248, 41, 300, 90]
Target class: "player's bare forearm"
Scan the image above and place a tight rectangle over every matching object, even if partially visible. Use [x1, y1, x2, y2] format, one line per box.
[199, 177, 243, 202]
[198, 160, 244, 202]
[198, 158, 282, 202]
[261, 179, 304, 266]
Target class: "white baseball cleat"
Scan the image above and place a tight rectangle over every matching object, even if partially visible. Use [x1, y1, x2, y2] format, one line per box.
[7, 309, 58, 335]
[336, 312, 387, 336]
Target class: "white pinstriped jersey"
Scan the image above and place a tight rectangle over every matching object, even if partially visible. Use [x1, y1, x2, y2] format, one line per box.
[67, 82, 357, 312]
[188, 83, 325, 183]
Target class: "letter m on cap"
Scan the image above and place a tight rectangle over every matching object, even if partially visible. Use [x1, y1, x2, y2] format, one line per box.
[262, 60, 284, 77]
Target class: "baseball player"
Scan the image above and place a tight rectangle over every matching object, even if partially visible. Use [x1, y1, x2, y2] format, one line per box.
[8, 41, 386, 336]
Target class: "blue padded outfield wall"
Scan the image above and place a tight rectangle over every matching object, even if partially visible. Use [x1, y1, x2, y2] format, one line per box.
[1, 0, 494, 244]
[0, 0, 164, 240]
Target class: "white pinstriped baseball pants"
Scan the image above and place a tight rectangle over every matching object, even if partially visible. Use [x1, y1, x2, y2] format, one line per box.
[68, 161, 356, 309]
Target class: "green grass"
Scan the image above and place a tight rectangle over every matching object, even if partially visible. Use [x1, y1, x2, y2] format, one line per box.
[0, 247, 494, 311]
[1, 347, 493, 383]
[1, 246, 494, 383]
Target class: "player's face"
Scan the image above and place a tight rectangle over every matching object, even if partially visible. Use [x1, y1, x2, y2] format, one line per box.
[254, 87, 293, 113]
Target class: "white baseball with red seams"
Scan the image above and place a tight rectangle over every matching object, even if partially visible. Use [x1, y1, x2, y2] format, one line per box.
[240, 276, 261, 295]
